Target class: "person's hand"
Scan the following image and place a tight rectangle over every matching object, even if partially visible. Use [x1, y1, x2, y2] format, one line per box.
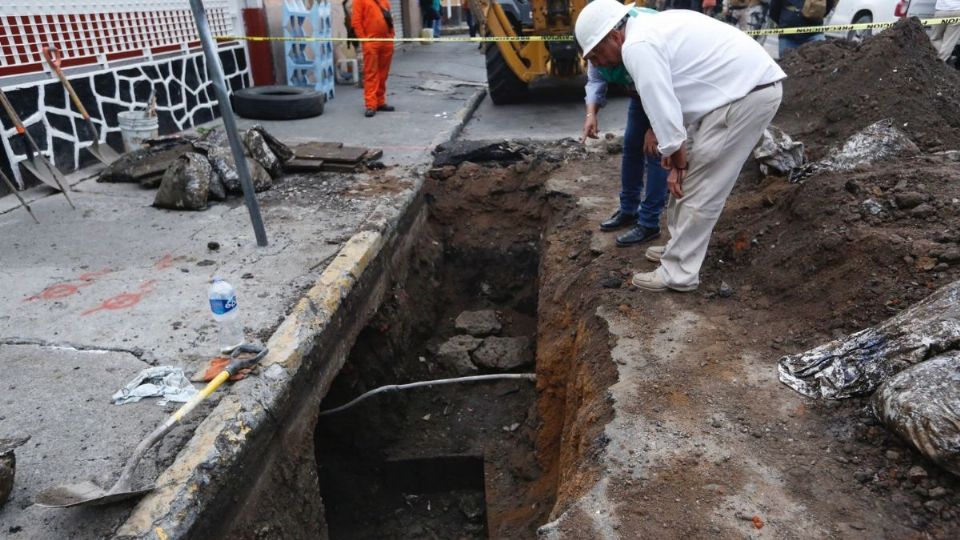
[580, 114, 599, 144]
[643, 128, 658, 157]
[667, 167, 686, 199]
[661, 144, 688, 199]
[661, 144, 688, 170]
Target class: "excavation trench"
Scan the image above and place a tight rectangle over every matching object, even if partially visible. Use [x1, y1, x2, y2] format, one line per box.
[311, 147, 616, 539]
[214, 143, 618, 540]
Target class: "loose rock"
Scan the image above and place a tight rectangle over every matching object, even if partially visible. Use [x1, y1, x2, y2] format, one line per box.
[472, 336, 533, 370]
[454, 310, 502, 337]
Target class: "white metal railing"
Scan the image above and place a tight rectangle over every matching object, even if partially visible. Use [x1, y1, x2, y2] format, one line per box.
[0, 1, 242, 80]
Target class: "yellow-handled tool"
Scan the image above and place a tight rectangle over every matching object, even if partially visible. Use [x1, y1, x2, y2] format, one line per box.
[34, 344, 267, 508]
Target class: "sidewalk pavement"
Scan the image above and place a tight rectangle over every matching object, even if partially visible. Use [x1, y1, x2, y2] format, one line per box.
[0, 41, 485, 539]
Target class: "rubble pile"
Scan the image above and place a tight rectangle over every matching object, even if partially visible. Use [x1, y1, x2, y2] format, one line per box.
[98, 125, 292, 211]
[776, 18, 960, 158]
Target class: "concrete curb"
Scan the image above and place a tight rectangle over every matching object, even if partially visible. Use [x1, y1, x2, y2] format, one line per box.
[115, 87, 486, 540]
[430, 88, 487, 150]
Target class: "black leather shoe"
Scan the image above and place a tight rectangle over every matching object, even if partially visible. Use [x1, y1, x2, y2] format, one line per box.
[377, 105, 395, 112]
[616, 225, 660, 247]
[364, 109, 376, 117]
[600, 210, 638, 231]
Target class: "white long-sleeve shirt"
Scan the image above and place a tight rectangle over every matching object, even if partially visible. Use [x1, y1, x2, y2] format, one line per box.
[935, 0, 960, 11]
[621, 10, 786, 156]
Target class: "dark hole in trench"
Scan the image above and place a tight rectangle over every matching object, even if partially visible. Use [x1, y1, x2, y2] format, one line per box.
[314, 161, 551, 539]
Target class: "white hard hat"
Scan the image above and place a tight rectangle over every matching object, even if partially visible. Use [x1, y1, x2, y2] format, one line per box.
[575, 0, 634, 57]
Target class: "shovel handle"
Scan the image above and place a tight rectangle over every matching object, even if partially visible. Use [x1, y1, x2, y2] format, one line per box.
[42, 46, 91, 120]
[0, 90, 27, 134]
[111, 344, 268, 493]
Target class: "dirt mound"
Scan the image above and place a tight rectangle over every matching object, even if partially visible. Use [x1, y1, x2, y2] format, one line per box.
[776, 18, 960, 158]
[708, 150, 960, 340]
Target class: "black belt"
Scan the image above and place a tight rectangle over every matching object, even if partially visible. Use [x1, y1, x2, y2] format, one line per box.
[750, 81, 779, 94]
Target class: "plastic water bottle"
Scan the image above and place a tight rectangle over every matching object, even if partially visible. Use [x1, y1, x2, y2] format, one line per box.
[209, 277, 244, 353]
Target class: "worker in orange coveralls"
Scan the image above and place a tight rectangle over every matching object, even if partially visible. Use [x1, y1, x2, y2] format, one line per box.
[352, 0, 396, 117]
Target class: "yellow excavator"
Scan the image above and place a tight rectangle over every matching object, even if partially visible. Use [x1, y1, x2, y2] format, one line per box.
[470, 0, 589, 104]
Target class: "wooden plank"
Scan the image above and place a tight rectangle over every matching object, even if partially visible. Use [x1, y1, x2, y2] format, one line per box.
[320, 162, 361, 173]
[295, 145, 370, 164]
[284, 158, 326, 172]
[293, 141, 343, 153]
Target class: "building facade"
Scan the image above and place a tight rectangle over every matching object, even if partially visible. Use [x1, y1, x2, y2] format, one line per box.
[0, 0, 252, 193]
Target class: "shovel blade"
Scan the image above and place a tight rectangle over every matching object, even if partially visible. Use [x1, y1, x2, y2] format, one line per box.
[34, 480, 153, 508]
[21, 158, 67, 192]
[87, 141, 122, 165]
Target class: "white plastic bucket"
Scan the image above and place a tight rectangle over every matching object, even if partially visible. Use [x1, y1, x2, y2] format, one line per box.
[117, 110, 159, 153]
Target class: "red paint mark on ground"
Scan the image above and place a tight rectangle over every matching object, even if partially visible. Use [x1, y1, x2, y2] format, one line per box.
[78, 268, 112, 281]
[154, 254, 175, 271]
[81, 280, 156, 316]
[24, 283, 81, 301]
[23, 268, 111, 302]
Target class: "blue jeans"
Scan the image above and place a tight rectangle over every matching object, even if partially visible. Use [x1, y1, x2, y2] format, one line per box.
[779, 33, 824, 58]
[621, 96, 669, 230]
[433, 18, 442, 37]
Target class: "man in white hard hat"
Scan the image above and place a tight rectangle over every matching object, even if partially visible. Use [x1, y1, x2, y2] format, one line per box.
[576, 0, 785, 292]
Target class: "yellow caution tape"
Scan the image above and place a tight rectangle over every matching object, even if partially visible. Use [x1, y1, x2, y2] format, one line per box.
[216, 17, 960, 43]
[745, 16, 960, 37]
[216, 34, 574, 43]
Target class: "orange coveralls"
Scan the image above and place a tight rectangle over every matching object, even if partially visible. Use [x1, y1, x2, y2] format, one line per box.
[351, 0, 395, 111]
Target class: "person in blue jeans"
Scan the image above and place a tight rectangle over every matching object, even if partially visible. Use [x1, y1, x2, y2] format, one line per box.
[769, 0, 836, 58]
[582, 61, 669, 247]
[432, 0, 443, 37]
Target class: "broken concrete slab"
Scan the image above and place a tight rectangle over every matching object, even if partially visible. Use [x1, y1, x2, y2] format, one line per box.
[455, 310, 501, 336]
[472, 336, 532, 371]
[249, 125, 294, 163]
[153, 153, 213, 211]
[98, 141, 194, 183]
[243, 129, 283, 178]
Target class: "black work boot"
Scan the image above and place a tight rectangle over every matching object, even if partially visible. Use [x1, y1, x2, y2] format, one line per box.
[616, 224, 660, 247]
[600, 210, 638, 232]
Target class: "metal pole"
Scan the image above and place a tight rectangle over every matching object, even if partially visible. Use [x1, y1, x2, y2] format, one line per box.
[188, 0, 268, 247]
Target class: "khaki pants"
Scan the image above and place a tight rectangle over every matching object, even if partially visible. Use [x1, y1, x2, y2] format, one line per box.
[656, 84, 783, 289]
[931, 10, 960, 63]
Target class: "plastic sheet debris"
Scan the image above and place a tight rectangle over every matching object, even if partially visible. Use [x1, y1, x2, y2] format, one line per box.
[753, 125, 805, 177]
[872, 352, 960, 476]
[111, 366, 198, 405]
[791, 119, 920, 181]
[778, 279, 960, 399]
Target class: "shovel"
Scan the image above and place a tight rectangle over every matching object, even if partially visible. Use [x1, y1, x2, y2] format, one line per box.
[42, 46, 121, 166]
[34, 343, 268, 508]
[0, 169, 40, 224]
[0, 88, 75, 208]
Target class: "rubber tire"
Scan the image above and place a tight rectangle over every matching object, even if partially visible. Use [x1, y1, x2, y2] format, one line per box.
[486, 43, 529, 105]
[847, 13, 873, 43]
[231, 85, 324, 120]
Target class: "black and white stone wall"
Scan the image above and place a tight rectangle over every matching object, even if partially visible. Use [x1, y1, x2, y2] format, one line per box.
[0, 44, 250, 195]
